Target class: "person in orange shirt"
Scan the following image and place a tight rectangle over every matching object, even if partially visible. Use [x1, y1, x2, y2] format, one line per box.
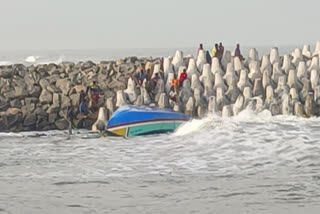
[171, 74, 179, 94]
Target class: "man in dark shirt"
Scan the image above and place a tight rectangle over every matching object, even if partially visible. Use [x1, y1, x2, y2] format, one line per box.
[235, 44, 244, 60]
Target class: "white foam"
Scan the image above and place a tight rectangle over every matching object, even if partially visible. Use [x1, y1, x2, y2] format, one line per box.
[25, 55, 41, 63]
[0, 61, 14, 66]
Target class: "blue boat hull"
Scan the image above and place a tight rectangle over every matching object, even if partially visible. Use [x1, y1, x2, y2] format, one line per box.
[106, 105, 190, 137]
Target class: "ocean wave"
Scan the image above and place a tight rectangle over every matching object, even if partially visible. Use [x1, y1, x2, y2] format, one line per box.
[0, 61, 14, 66]
[24, 55, 41, 63]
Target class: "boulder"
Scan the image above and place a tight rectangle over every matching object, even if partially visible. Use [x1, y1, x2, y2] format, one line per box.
[56, 78, 73, 95]
[39, 89, 53, 104]
[10, 99, 22, 108]
[237, 69, 252, 92]
[55, 118, 69, 130]
[92, 107, 108, 131]
[23, 113, 37, 127]
[0, 67, 13, 78]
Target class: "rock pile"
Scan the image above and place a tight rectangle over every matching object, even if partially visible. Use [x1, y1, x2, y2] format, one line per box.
[1, 43, 320, 132]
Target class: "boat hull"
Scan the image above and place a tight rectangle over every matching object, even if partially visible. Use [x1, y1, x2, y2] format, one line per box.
[107, 119, 185, 137]
[105, 105, 190, 137]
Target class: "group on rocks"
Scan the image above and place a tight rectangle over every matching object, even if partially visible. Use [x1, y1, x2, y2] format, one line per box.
[2, 41, 320, 132]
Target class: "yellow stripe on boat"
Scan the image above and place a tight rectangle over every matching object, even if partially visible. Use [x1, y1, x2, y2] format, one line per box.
[110, 128, 127, 137]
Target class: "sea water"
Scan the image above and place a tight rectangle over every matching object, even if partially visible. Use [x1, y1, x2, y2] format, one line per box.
[1, 111, 320, 214]
[0, 46, 298, 66]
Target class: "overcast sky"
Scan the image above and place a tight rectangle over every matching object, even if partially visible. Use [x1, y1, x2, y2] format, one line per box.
[0, 0, 319, 50]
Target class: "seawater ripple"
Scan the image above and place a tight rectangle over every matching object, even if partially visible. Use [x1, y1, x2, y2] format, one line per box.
[1, 111, 320, 213]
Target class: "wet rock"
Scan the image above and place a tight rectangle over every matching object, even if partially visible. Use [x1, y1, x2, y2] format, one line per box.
[265, 86, 274, 106]
[200, 64, 214, 88]
[185, 96, 195, 117]
[154, 79, 165, 102]
[105, 97, 115, 117]
[282, 94, 293, 115]
[226, 82, 240, 103]
[237, 69, 252, 92]
[270, 102, 281, 116]
[248, 61, 262, 82]
[92, 107, 108, 131]
[0, 66, 13, 78]
[224, 63, 238, 86]
[233, 95, 244, 115]
[222, 105, 233, 117]
[304, 94, 316, 117]
[275, 76, 289, 95]
[253, 79, 264, 97]
[191, 74, 204, 93]
[294, 102, 305, 117]
[158, 93, 170, 109]
[243, 86, 252, 105]
[208, 96, 218, 114]
[216, 87, 228, 110]
[23, 113, 37, 127]
[55, 118, 69, 130]
[214, 73, 227, 91]
[299, 79, 312, 103]
[179, 79, 193, 104]
[124, 78, 138, 103]
[287, 69, 302, 90]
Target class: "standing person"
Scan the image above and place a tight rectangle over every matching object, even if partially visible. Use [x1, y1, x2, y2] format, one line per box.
[79, 90, 86, 104]
[198, 43, 203, 53]
[87, 81, 100, 112]
[212, 43, 219, 57]
[205, 51, 212, 64]
[234, 43, 244, 60]
[151, 73, 160, 89]
[179, 68, 188, 87]
[219, 42, 224, 55]
[67, 104, 74, 135]
[136, 69, 146, 86]
[79, 97, 89, 115]
[171, 74, 179, 94]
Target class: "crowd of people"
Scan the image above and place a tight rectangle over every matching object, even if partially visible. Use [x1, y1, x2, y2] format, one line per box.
[131, 43, 243, 103]
[198, 42, 243, 63]
[71, 43, 243, 120]
[78, 81, 101, 116]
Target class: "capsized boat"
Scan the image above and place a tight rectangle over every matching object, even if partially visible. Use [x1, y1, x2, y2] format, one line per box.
[105, 105, 190, 137]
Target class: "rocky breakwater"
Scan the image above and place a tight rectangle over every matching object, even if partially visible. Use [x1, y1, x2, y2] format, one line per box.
[0, 57, 160, 132]
[2, 42, 320, 132]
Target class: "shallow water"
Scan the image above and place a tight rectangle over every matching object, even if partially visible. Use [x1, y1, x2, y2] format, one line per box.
[1, 111, 320, 213]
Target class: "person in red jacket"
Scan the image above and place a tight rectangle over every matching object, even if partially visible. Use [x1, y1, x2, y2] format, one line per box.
[179, 68, 188, 87]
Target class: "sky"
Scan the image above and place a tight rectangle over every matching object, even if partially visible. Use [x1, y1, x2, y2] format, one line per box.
[0, 0, 319, 50]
